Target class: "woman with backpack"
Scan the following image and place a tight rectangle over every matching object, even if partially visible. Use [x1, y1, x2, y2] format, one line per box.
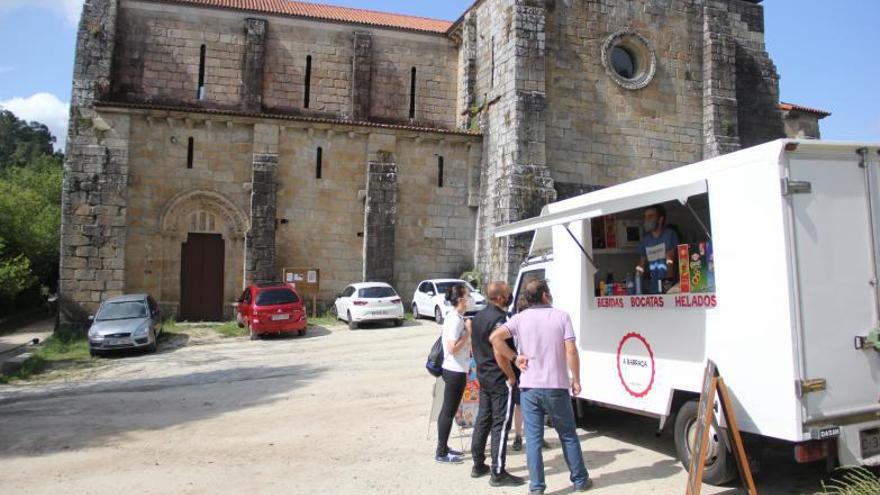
[435, 283, 472, 464]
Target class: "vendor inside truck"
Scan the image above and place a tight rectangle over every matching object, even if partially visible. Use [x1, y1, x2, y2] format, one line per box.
[635, 204, 679, 294]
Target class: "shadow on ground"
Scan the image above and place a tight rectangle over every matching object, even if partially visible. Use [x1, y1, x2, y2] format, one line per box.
[0, 363, 327, 458]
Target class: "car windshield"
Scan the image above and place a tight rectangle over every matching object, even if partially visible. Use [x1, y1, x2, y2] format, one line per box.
[256, 289, 299, 306]
[359, 286, 396, 298]
[96, 301, 148, 321]
[434, 281, 475, 296]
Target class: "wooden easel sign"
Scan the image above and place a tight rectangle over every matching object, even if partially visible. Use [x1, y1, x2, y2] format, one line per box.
[685, 360, 758, 495]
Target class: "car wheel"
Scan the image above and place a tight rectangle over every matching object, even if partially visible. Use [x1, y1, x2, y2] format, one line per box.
[348, 312, 358, 330]
[298, 329, 306, 337]
[412, 303, 419, 319]
[146, 332, 158, 353]
[329, 304, 338, 320]
[434, 306, 444, 325]
[236, 312, 245, 329]
[249, 325, 258, 341]
[674, 400, 737, 486]
[394, 319, 404, 327]
[89, 349, 99, 358]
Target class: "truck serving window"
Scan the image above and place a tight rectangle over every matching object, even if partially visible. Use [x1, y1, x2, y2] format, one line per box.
[590, 193, 716, 309]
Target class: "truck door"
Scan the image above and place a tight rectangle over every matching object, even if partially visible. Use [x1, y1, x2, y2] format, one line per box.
[787, 151, 880, 422]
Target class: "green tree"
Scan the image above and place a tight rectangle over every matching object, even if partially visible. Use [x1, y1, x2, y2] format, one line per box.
[0, 109, 60, 170]
[0, 239, 35, 300]
[0, 109, 63, 307]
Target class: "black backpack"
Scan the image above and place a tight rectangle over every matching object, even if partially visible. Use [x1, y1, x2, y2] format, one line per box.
[426, 336, 444, 377]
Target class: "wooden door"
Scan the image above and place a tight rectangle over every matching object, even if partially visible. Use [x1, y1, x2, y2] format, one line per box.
[180, 233, 225, 321]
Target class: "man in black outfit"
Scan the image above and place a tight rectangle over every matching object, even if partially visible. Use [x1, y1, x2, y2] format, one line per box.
[470, 281, 525, 487]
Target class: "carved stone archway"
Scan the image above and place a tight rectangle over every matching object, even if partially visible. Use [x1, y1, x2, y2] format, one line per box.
[158, 190, 249, 318]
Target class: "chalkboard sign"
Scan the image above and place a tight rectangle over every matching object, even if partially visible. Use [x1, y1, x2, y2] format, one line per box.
[685, 361, 757, 495]
[686, 360, 718, 495]
[717, 377, 758, 495]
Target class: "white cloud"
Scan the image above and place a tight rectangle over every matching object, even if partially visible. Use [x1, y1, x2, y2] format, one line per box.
[0, 93, 70, 151]
[0, 0, 84, 25]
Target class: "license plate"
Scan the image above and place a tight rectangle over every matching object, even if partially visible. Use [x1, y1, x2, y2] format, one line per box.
[271, 314, 290, 321]
[861, 428, 880, 458]
[106, 338, 127, 346]
[372, 311, 387, 316]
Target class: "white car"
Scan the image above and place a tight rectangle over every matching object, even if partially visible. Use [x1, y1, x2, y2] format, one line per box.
[411, 279, 487, 323]
[332, 282, 405, 330]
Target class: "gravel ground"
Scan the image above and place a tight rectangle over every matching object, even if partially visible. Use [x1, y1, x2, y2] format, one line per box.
[0, 319, 827, 494]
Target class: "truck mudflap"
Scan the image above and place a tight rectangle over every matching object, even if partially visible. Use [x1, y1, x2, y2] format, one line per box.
[838, 420, 880, 466]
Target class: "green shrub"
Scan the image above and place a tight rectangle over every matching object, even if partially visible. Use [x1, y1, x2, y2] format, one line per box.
[819, 467, 880, 495]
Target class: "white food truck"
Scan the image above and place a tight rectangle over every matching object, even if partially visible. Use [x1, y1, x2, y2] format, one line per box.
[496, 140, 880, 484]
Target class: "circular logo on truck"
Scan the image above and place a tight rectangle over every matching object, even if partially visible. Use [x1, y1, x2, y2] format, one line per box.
[616, 332, 656, 398]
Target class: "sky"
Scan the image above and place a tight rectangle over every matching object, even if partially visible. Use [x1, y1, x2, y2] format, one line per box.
[0, 0, 877, 151]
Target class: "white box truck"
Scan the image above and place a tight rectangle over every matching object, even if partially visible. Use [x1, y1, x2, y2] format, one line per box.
[495, 140, 880, 484]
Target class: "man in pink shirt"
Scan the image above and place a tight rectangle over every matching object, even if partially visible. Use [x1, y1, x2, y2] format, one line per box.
[490, 279, 591, 494]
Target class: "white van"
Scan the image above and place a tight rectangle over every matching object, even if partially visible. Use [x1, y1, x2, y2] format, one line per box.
[497, 140, 880, 484]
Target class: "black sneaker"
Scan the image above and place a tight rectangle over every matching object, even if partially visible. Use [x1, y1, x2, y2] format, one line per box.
[447, 447, 464, 457]
[471, 463, 490, 478]
[490, 471, 525, 487]
[434, 453, 463, 464]
[512, 435, 522, 451]
[574, 478, 594, 491]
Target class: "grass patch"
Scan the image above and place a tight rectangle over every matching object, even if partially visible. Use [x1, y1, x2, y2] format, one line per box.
[820, 467, 880, 495]
[214, 321, 247, 338]
[1, 334, 91, 383]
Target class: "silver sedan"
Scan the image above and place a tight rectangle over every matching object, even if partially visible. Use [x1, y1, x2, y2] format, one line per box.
[88, 294, 163, 356]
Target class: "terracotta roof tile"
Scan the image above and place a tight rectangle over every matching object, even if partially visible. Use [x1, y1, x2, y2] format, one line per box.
[779, 102, 831, 118]
[149, 0, 454, 34]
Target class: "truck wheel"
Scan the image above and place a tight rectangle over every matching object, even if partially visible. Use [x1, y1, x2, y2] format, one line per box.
[674, 400, 737, 486]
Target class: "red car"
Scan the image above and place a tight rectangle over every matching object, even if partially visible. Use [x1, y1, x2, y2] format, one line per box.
[236, 283, 307, 339]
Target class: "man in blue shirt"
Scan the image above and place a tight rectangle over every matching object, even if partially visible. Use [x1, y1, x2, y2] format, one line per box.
[636, 204, 679, 294]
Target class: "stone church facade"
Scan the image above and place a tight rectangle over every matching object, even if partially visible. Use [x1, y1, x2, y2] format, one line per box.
[60, 0, 783, 324]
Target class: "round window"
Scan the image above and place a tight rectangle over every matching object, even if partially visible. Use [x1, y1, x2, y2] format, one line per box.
[601, 30, 656, 90]
[610, 46, 637, 80]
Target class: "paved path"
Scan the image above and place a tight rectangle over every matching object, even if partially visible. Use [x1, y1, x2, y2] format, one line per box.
[0, 318, 53, 368]
[0, 319, 826, 494]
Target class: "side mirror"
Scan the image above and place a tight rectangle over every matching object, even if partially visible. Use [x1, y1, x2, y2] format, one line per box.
[427, 291, 435, 297]
[88, 315, 95, 321]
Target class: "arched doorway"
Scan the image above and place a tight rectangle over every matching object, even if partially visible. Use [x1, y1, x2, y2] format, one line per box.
[159, 190, 249, 321]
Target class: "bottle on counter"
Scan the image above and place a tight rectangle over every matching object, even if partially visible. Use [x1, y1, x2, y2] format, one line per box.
[605, 273, 614, 296]
[635, 271, 642, 295]
[625, 273, 635, 295]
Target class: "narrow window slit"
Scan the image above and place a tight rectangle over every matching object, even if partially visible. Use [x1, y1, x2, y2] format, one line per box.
[187, 137, 195, 169]
[197, 44, 206, 101]
[409, 67, 417, 119]
[437, 156, 444, 188]
[304, 55, 312, 109]
[316, 146, 323, 179]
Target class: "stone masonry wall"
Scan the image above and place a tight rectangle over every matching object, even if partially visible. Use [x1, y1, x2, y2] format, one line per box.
[363, 159, 398, 284]
[473, 0, 557, 286]
[59, 0, 128, 327]
[369, 32, 459, 129]
[544, 0, 706, 185]
[112, 1, 246, 108]
[274, 126, 479, 305]
[123, 112, 252, 318]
